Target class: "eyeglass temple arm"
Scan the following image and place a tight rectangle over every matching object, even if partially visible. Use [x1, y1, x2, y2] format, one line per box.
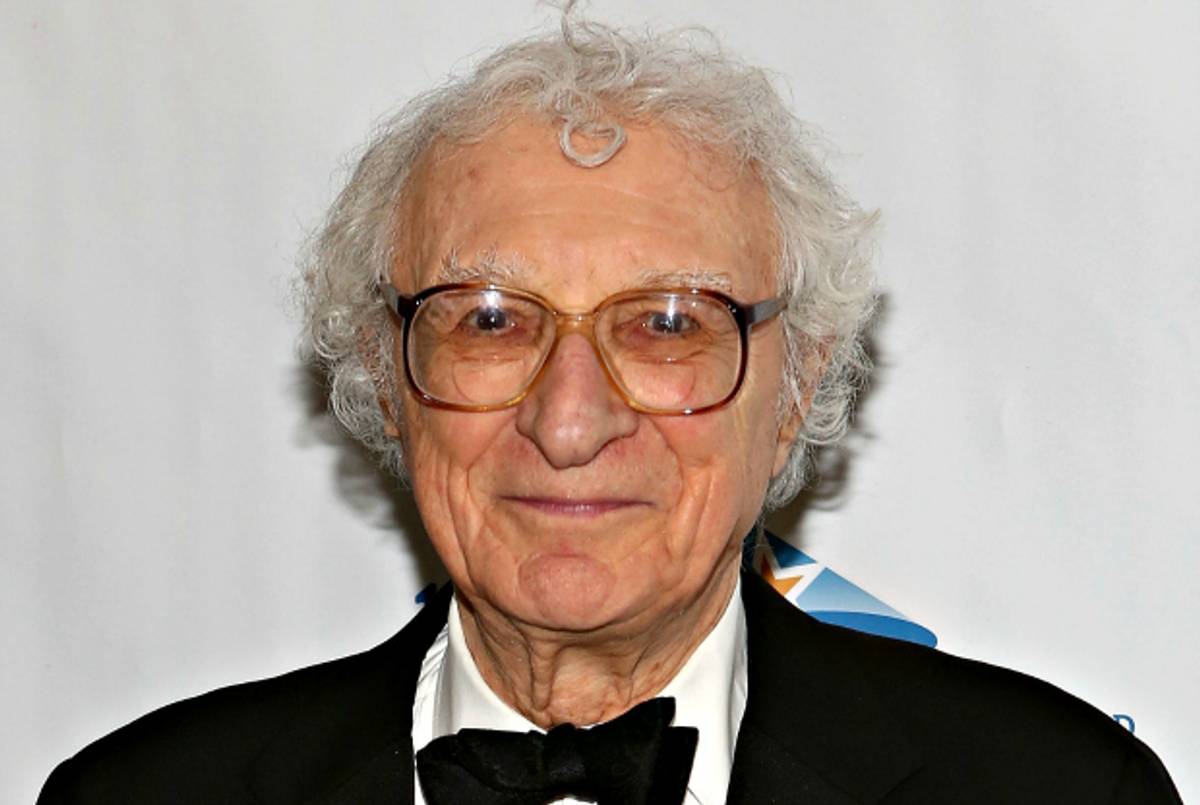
[380, 283, 418, 318]
[743, 296, 786, 327]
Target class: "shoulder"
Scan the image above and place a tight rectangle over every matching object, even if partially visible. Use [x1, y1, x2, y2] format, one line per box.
[845, 620, 1178, 802]
[740, 573, 1181, 803]
[39, 662, 338, 804]
[38, 587, 452, 805]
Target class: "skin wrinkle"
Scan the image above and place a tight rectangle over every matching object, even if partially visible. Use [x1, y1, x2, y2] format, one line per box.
[388, 117, 798, 727]
[463, 566, 739, 719]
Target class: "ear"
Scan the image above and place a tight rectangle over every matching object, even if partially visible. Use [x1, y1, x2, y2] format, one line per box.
[356, 322, 403, 438]
[380, 396, 402, 438]
[772, 406, 804, 476]
[771, 337, 832, 476]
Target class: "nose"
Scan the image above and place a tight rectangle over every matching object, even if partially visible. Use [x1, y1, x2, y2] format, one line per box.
[515, 333, 639, 468]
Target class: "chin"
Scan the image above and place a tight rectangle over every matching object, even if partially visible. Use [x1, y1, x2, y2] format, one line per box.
[513, 552, 631, 630]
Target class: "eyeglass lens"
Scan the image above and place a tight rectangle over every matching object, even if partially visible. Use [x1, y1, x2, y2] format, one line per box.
[406, 288, 743, 412]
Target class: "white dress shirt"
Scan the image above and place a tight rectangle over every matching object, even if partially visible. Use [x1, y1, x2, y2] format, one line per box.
[412, 581, 748, 805]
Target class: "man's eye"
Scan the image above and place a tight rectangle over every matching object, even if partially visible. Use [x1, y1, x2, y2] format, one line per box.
[465, 306, 510, 332]
[646, 311, 697, 335]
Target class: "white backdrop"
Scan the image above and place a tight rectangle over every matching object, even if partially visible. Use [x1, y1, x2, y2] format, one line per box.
[5, 2, 1197, 802]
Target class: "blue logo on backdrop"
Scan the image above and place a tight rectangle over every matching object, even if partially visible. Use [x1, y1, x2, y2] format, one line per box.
[751, 531, 938, 648]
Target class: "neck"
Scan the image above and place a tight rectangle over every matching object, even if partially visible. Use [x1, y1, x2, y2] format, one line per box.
[454, 564, 740, 728]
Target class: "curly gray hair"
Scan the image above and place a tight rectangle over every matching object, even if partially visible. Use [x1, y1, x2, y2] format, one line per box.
[300, 13, 877, 510]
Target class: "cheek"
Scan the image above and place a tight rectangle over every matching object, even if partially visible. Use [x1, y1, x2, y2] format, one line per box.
[653, 366, 783, 522]
[657, 412, 768, 489]
[401, 373, 518, 461]
[652, 409, 771, 533]
[404, 405, 515, 551]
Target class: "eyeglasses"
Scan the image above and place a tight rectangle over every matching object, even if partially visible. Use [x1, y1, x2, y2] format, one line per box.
[380, 282, 785, 415]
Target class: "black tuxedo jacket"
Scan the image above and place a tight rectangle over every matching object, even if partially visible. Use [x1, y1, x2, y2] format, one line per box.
[40, 573, 1180, 804]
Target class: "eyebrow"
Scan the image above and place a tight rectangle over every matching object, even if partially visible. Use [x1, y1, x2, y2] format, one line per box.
[432, 252, 734, 294]
[433, 251, 533, 285]
[631, 268, 734, 293]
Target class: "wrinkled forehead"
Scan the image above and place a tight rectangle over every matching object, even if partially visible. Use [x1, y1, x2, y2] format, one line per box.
[390, 116, 779, 300]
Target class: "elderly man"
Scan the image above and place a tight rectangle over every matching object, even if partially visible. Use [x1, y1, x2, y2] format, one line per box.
[40, 12, 1179, 805]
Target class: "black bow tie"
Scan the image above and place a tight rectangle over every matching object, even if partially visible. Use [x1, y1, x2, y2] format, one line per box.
[415, 696, 698, 805]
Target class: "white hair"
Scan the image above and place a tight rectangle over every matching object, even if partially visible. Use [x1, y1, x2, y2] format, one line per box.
[300, 11, 877, 510]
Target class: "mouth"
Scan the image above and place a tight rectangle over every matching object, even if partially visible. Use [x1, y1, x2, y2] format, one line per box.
[500, 496, 651, 518]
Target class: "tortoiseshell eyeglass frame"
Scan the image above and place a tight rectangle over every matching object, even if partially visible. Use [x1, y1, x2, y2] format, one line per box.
[379, 281, 785, 416]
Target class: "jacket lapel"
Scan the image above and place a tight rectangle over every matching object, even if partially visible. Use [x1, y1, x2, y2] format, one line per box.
[727, 573, 923, 804]
[242, 585, 453, 805]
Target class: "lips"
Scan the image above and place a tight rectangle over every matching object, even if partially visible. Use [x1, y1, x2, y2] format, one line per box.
[501, 496, 651, 517]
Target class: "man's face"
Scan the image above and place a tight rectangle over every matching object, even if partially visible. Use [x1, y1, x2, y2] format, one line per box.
[390, 117, 796, 633]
